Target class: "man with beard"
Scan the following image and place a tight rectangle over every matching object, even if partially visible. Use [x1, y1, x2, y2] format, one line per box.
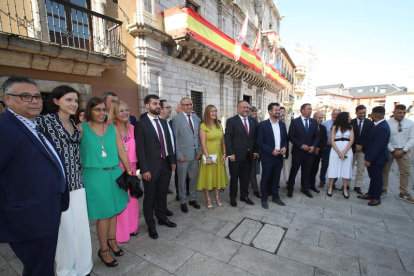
[135, 94, 177, 239]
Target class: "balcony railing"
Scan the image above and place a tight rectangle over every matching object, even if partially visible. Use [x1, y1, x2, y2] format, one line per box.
[0, 0, 124, 56]
[295, 65, 307, 76]
[294, 83, 306, 93]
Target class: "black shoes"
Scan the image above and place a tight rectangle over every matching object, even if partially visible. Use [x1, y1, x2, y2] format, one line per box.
[166, 209, 173, 216]
[158, 218, 177, 228]
[301, 189, 313, 198]
[310, 187, 320, 193]
[167, 189, 174, 194]
[354, 187, 363, 194]
[107, 238, 123, 256]
[261, 201, 269, 209]
[240, 197, 254, 205]
[175, 194, 180, 201]
[230, 197, 237, 207]
[343, 192, 350, 199]
[254, 191, 261, 198]
[287, 190, 293, 198]
[272, 198, 286, 206]
[327, 190, 332, 197]
[181, 203, 188, 213]
[189, 200, 201, 209]
[148, 227, 158, 239]
[98, 249, 118, 267]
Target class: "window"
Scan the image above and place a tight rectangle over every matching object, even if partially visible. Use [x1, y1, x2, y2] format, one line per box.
[357, 89, 363, 93]
[186, 1, 199, 12]
[295, 42, 301, 49]
[308, 59, 314, 71]
[191, 91, 203, 118]
[144, 0, 152, 12]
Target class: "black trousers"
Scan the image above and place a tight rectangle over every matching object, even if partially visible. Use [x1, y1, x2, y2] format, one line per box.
[288, 152, 314, 192]
[367, 164, 385, 200]
[310, 151, 323, 189]
[143, 159, 171, 228]
[229, 152, 253, 199]
[260, 156, 283, 201]
[9, 229, 59, 276]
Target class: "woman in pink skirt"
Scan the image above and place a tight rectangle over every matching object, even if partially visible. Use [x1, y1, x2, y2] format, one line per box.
[109, 101, 139, 242]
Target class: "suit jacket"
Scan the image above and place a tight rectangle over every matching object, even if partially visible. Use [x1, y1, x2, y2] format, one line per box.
[351, 118, 374, 152]
[130, 115, 137, 126]
[257, 119, 288, 163]
[288, 116, 320, 155]
[363, 120, 390, 165]
[0, 110, 67, 243]
[317, 124, 327, 150]
[135, 115, 175, 175]
[172, 112, 201, 161]
[225, 115, 259, 161]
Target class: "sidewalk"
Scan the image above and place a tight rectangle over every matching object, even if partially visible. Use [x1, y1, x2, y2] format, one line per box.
[1, 158, 413, 276]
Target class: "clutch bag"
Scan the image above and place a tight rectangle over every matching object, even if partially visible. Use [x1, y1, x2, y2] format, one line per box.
[202, 154, 217, 164]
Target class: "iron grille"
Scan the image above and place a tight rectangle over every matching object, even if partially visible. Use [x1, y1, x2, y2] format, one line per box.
[191, 91, 203, 119]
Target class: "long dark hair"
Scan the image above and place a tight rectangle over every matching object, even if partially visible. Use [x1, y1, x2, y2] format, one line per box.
[333, 112, 352, 133]
[47, 85, 80, 113]
[84, 97, 107, 122]
[74, 108, 85, 124]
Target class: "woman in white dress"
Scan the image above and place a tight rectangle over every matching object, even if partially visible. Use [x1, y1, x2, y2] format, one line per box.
[280, 107, 292, 185]
[327, 112, 354, 198]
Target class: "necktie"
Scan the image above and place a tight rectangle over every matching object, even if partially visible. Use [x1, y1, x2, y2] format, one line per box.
[154, 119, 166, 159]
[243, 117, 249, 136]
[358, 120, 362, 134]
[187, 114, 194, 134]
[305, 119, 309, 133]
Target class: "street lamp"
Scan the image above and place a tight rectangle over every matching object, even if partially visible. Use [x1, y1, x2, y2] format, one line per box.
[324, 105, 328, 120]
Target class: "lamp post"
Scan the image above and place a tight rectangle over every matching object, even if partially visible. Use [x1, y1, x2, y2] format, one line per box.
[324, 105, 328, 120]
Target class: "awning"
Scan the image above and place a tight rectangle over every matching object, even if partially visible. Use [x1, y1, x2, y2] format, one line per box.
[163, 7, 287, 88]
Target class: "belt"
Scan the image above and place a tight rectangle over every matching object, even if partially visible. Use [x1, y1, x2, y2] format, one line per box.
[335, 138, 350, 142]
[102, 166, 116, 170]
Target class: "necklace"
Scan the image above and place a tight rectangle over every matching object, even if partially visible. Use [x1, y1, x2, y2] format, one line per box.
[89, 122, 107, 158]
[117, 125, 130, 152]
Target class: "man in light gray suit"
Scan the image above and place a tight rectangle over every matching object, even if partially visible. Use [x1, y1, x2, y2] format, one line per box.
[172, 97, 202, 213]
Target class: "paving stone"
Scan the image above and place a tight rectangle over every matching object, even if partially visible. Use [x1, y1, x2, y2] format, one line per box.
[229, 245, 314, 276]
[360, 260, 414, 276]
[123, 237, 194, 273]
[174, 227, 241, 263]
[355, 225, 414, 252]
[209, 204, 263, 224]
[351, 204, 414, 225]
[242, 205, 295, 224]
[314, 268, 338, 276]
[292, 214, 355, 238]
[215, 221, 237, 238]
[278, 239, 360, 276]
[398, 249, 414, 273]
[323, 209, 387, 232]
[0, 255, 4, 265]
[252, 224, 285, 253]
[318, 231, 403, 269]
[175, 252, 254, 276]
[0, 243, 16, 262]
[229, 219, 263, 244]
[323, 200, 352, 213]
[275, 201, 324, 219]
[261, 217, 292, 229]
[155, 223, 189, 241]
[123, 260, 173, 276]
[7, 258, 22, 276]
[0, 263, 19, 276]
[173, 212, 227, 234]
[285, 226, 320, 246]
[384, 221, 414, 238]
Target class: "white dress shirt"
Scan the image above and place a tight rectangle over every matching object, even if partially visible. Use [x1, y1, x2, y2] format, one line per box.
[147, 114, 169, 157]
[374, 119, 385, 126]
[387, 117, 414, 152]
[301, 115, 311, 128]
[271, 120, 281, 150]
[167, 120, 175, 154]
[239, 114, 250, 133]
[357, 119, 364, 132]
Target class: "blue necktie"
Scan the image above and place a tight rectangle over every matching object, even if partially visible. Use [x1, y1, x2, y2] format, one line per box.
[305, 119, 309, 133]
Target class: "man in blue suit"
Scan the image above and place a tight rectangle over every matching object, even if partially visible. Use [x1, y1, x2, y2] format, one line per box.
[257, 103, 287, 209]
[287, 103, 320, 198]
[358, 106, 390, 206]
[0, 76, 68, 276]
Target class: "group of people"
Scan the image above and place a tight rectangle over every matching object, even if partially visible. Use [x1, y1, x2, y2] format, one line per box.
[0, 75, 413, 276]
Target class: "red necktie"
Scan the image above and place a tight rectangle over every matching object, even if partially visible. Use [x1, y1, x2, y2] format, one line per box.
[243, 117, 249, 136]
[187, 114, 194, 133]
[154, 119, 166, 159]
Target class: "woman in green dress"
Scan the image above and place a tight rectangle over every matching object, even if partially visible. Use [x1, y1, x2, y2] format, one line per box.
[197, 105, 228, 209]
[78, 97, 131, 268]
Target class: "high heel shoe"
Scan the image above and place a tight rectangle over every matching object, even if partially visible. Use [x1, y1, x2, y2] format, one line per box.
[327, 190, 332, 197]
[215, 196, 224, 207]
[130, 230, 138, 236]
[206, 198, 213, 209]
[107, 238, 123, 256]
[98, 249, 118, 267]
[343, 192, 349, 199]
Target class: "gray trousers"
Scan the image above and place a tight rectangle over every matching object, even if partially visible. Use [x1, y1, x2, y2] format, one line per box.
[249, 159, 260, 192]
[177, 158, 199, 204]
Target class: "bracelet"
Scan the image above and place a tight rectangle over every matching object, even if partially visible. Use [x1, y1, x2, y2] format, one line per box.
[127, 171, 133, 175]
[206, 156, 212, 159]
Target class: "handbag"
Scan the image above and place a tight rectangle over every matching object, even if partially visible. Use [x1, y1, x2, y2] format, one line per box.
[116, 171, 143, 198]
[202, 154, 217, 164]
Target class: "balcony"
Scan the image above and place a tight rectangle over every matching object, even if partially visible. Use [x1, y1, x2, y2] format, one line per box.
[294, 83, 306, 94]
[295, 65, 307, 77]
[0, 0, 124, 76]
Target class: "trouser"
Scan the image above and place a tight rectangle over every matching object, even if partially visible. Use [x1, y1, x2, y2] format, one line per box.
[249, 159, 259, 192]
[10, 228, 59, 276]
[353, 151, 366, 188]
[382, 150, 411, 194]
[174, 171, 190, 195]
[320, 146, 331, 183]
[229, 152, 253, 199]
[260, 156, 283, 201]
[177, 156, 199, 204]
[288, 152, 314, 192]
[310, 151, 323, 189]
[143, 159, 171, 228]
[367, 164, 385, 200]
[55, 188, 93, 276]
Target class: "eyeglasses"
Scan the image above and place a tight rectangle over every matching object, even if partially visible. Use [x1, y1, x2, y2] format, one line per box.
[398, 123, 402, 132]
[182, 103, 193, 107]
[8, 93, 43, 102]
[118, 109, 130, 113]
[163, 106, 172, 110]
[92, 108, 108, 113]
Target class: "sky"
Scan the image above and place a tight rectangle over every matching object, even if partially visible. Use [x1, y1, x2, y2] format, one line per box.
[278, 0, 414, 88]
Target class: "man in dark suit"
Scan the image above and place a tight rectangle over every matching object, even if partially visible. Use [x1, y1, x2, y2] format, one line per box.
[0, 76, 68, 276]
[257, 103, 288, 209]
[225, 100, 259, 207]
[135, 94, 177, 239]
[358, 106, 390, 206]
[350, 105, 374, 194]
[287, 103, 320, 198]
[310, 112, 327, 192]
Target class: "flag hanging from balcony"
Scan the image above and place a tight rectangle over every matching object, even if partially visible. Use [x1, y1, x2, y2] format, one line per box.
[276, 55, 281, 71]
[268, 31, 281, 48]
[234, 13, 249, 61]
[252, 26, 262, 53]
[269, 45, 276, 65]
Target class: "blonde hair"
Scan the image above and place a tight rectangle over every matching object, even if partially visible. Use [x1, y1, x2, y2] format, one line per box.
[109, 100, 130, 128]
[202, 105, 221, 129]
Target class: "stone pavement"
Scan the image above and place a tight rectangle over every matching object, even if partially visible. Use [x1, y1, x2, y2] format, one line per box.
[1, 158, 414, 276]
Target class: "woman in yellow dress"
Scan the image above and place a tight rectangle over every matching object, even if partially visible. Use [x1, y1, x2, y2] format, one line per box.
[197, 105, 228, 209]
